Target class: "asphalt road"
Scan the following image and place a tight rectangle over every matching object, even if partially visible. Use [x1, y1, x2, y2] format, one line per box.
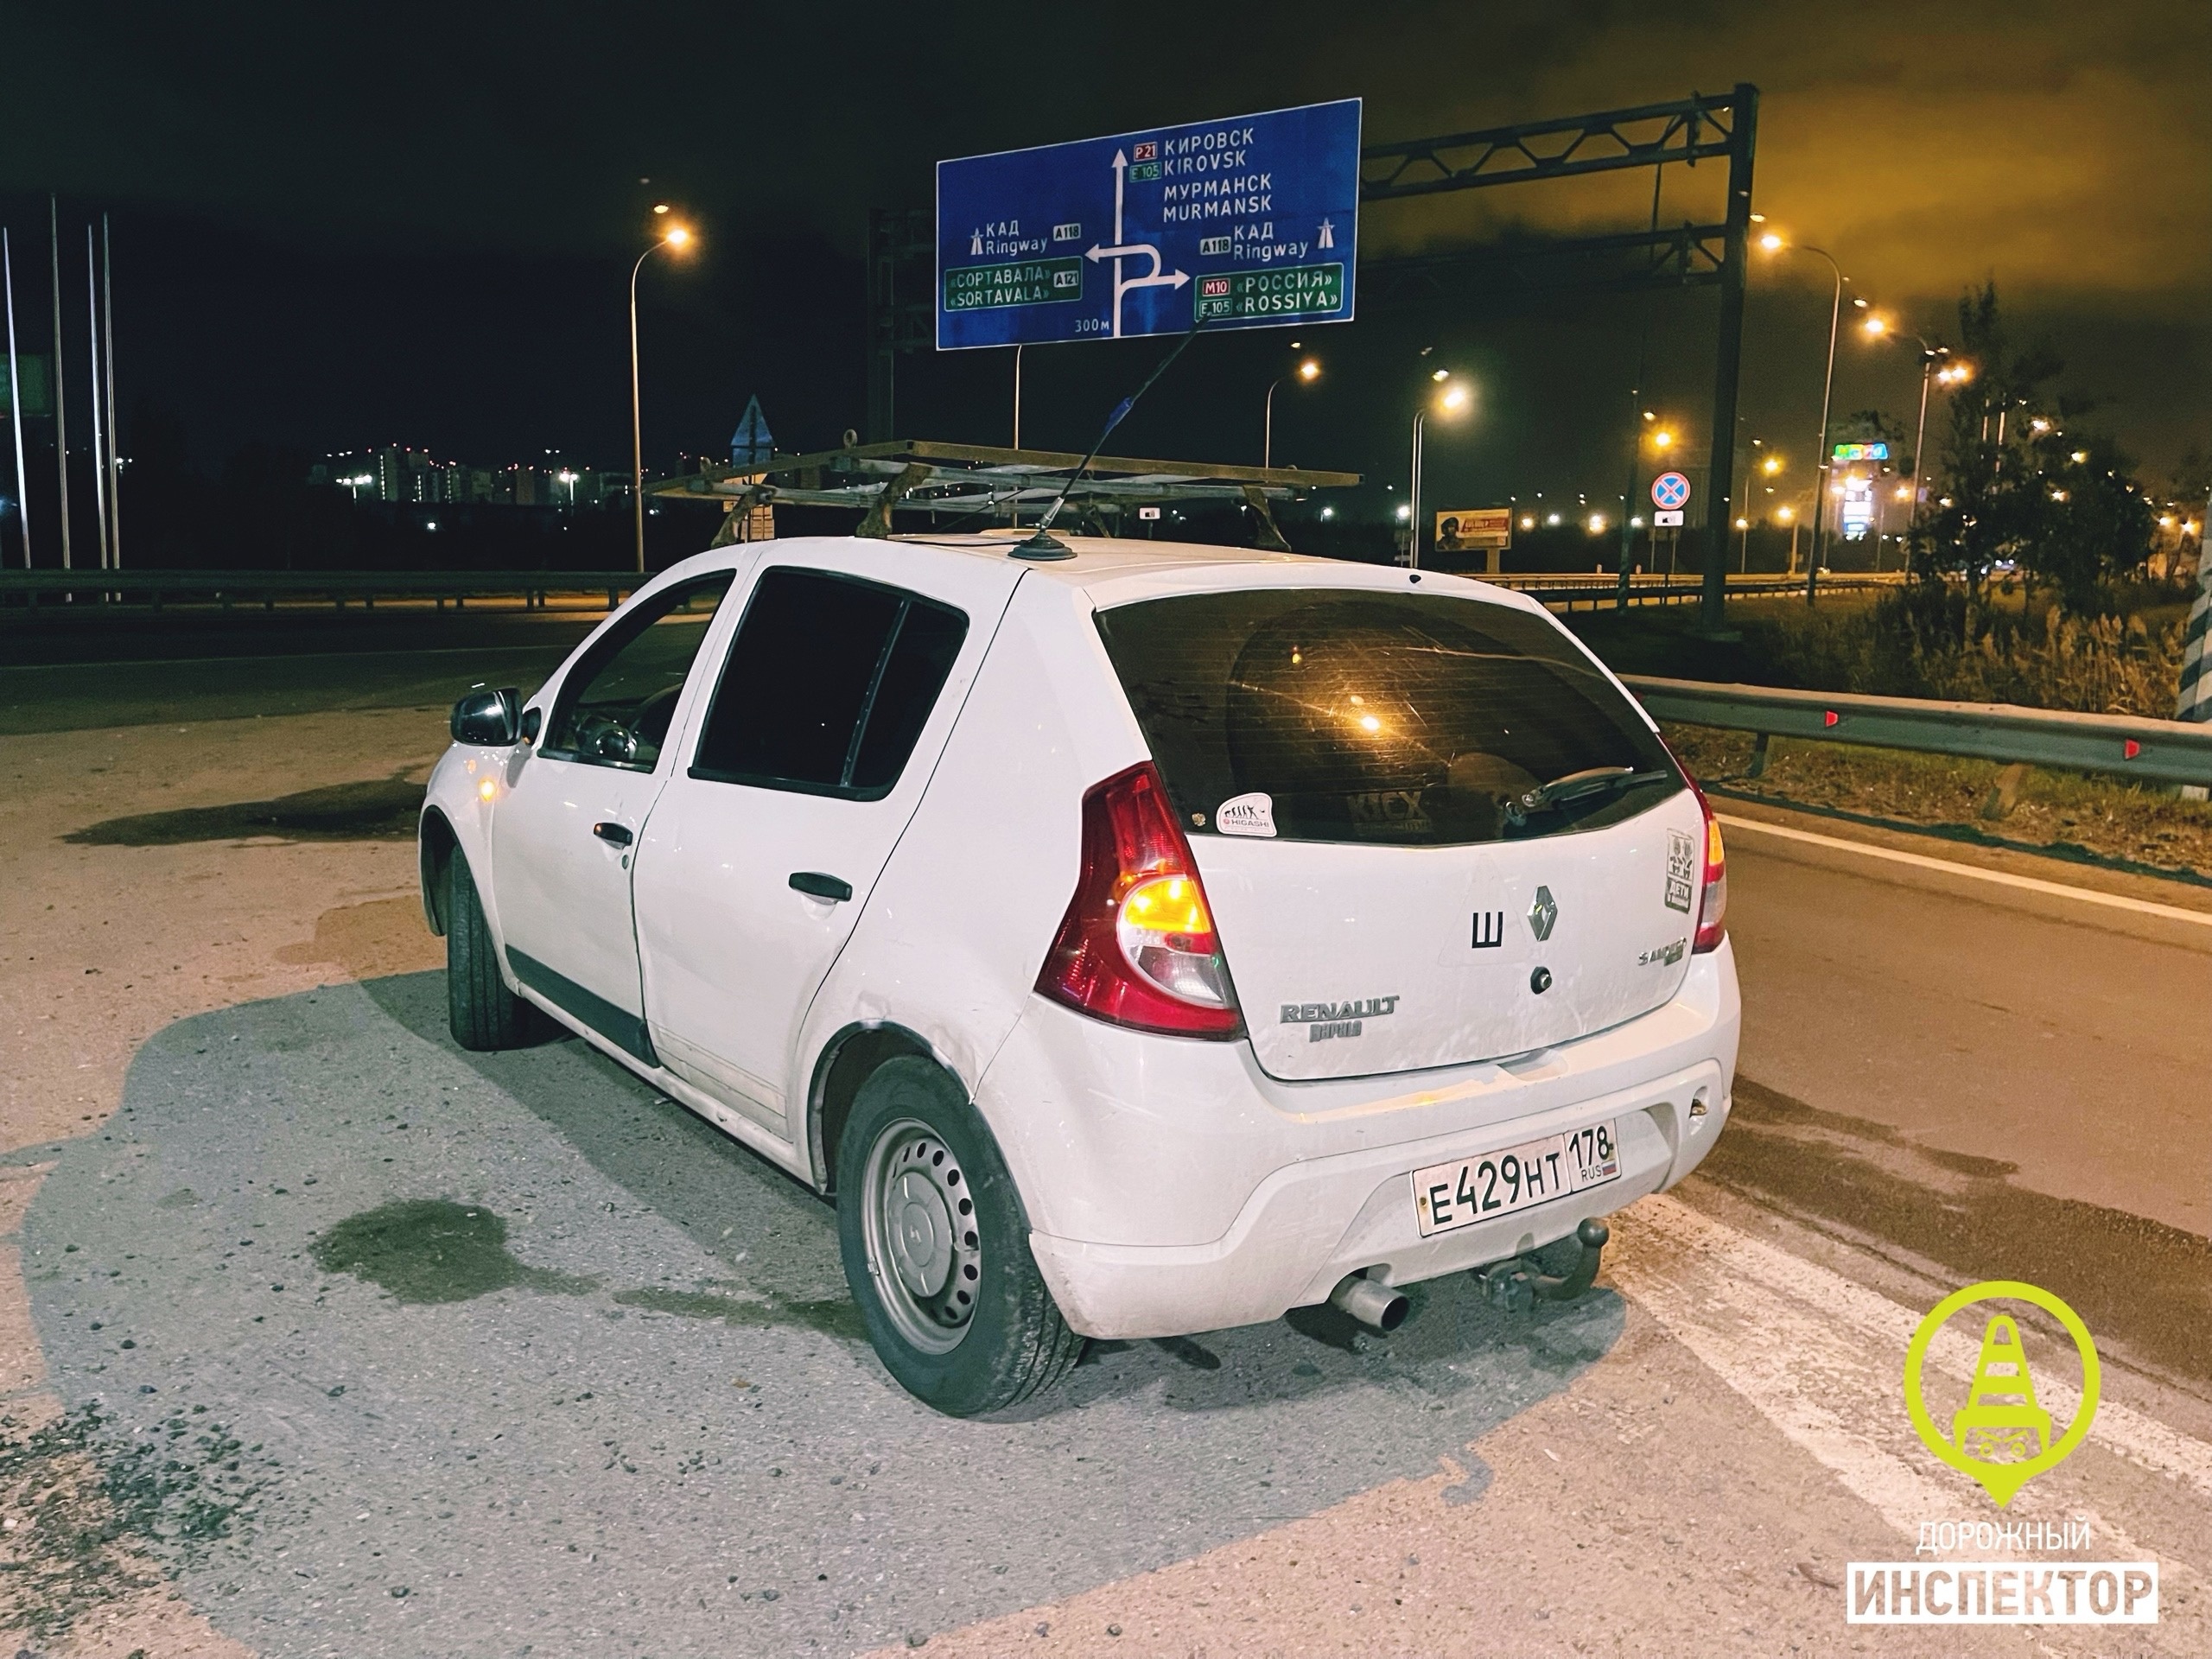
[8, 650, 2211, 1656]
[27, 974, 1619, 1656]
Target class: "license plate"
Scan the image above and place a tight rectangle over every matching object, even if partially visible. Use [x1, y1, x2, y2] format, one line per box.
[1411, 1120, 1622, 1237]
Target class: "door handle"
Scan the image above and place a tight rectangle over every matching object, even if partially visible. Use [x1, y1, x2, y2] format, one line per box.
[788, 871, 853, 903]
[592, 822, 634, 847]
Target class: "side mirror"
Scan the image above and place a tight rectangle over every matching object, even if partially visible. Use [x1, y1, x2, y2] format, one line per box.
[451, 685, 522, 746]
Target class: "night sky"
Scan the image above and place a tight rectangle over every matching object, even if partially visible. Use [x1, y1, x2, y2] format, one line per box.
[5, 1, 2207, 529]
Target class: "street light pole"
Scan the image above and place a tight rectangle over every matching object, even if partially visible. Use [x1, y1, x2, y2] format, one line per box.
[1262, 356, 1318, 470]
[1408, 406, 1426, 569]
[1762, 241, 1843, 600]
[629, 222, 692, 574]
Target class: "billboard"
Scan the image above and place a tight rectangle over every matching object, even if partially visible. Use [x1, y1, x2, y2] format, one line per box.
[936, 99, 1362, 349]
[1434, 508, 1513, 551]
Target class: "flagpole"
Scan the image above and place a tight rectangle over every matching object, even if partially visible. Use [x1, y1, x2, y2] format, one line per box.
[102, 214, 120, 567]
[86, 226, 110, 571]
[3, 230, 29, 566]
[48, 198, 71, 571]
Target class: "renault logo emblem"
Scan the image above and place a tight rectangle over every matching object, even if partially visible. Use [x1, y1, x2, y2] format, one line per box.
[1528, 885, 1559, 942]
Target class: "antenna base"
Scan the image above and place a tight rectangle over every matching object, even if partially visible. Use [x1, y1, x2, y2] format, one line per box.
[1009, 528, 1076, 561]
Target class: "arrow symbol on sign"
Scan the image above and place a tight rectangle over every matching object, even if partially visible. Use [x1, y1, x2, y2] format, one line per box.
[1087, 242, 1190, 337]
[1094, 150, 1186, 338]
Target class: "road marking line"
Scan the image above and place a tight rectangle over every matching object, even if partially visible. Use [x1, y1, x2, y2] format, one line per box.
[1617, 1196, 2212, 1508]
[1719, 813, 2212, 928]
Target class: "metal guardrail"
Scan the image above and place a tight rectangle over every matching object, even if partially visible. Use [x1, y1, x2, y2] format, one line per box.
[1499, 571, 1901, 611]
[0, 565, 1902, 616]
[1624, 675, 2212, 788]
[0, 569, 647, 609]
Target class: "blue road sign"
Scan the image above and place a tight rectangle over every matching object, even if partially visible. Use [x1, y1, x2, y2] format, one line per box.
[936, 99, 1362, 350]
[1651, 471, 1692, 511]
[730, 396, 773, 467]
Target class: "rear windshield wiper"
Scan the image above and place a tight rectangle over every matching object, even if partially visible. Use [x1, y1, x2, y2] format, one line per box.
[1504, 766, 1673, 826]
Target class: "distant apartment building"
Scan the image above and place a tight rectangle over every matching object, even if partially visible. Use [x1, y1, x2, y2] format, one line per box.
[312, 448, 620, 508]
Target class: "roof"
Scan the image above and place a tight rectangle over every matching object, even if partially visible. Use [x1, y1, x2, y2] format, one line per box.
[656, 531, 1543, 616]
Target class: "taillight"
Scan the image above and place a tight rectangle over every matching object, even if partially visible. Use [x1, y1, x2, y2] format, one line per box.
[1689, 781, 1727, 953]
[1037, 762, 1244, 1039]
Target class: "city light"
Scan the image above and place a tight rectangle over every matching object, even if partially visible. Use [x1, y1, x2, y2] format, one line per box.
[652, 202, 671, 215]
[1652, 429, 1675, 449]
[1758, 232, 1783, 251]
[1777, 505, 1795, 522]
[2029, 416, 2050, 434]
[664, 225, 694, 249]
[2070, 449, 2088, 463]
[1395, 503, 1411, 521]
[1438, 380, 1470, 411]
[1587, 514, 1607, 534]
[1299, 359, 1320, 382]
[1520, 514, 1536, 530]
[1862, 315, 1887, 336]
[1762, 455, 1783, 475]
[1733, 517, 1749, 531]
[1319, 505, 1334, 520]
[1546, 512, 1561, 526]
[1430, 367, 1450, 382]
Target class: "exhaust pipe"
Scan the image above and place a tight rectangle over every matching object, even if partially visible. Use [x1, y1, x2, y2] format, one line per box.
[1329, 1272, 1409, 1332]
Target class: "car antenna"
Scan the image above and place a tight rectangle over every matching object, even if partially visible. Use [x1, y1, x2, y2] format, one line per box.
[1011, 314, 1210, 561]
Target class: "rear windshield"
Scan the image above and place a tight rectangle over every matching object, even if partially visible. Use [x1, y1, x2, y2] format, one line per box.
[1095, 588, 1681, 847]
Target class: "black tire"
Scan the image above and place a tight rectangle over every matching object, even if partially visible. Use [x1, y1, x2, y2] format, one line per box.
[446, 849, 531, 1052]
[836, 1057, 1084, 1416]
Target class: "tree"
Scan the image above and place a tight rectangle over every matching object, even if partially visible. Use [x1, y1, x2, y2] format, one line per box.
[1910, 283, 2147, 614]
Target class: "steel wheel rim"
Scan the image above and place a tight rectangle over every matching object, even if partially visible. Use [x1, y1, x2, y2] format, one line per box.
[860, 1116, 982, 1356]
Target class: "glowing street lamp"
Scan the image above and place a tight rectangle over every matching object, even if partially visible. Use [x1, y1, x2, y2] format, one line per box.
[630, 211, 696, 571]
[1408, 373, 1472, 568]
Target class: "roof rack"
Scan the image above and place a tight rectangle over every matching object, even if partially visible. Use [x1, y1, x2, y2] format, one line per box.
[650, 438, 1359, 551]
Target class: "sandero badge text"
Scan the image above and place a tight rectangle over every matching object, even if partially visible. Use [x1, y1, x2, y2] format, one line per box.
[1281, 995, 1400, 1043]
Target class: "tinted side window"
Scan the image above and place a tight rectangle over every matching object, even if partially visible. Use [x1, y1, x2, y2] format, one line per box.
[692, 569, 969, 799]
[543, 572, 734, 770]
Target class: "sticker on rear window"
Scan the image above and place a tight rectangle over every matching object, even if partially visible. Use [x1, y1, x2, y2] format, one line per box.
[1664, 829, 1695, 912]
[1216, 791, 1277, 837]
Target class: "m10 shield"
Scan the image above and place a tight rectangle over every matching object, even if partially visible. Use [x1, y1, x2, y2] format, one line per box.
[936, 99, 1362, 350]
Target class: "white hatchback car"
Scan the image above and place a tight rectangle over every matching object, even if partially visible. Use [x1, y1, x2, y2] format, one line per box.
[420, 534, 1738, 1415]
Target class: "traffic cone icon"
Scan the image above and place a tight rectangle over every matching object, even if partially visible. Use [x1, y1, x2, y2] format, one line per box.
[1952, 1314, 2053, 1463]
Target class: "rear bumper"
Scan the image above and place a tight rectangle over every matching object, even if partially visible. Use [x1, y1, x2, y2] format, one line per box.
[981, 942, 1738, 1340]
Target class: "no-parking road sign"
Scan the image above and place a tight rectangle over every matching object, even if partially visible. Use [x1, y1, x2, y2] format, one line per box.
[1651, 471, 1692, 511]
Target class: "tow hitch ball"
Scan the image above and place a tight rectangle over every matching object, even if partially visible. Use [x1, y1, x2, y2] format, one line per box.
[1476, 1218, 1611, 1313]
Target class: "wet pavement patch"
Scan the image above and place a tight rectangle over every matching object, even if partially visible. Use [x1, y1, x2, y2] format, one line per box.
[311, 1198, 593, 1303]
[25, 972, 1620, 1656]
[63, 772, 424, 846]
[1697, 1075, 2212, 1384]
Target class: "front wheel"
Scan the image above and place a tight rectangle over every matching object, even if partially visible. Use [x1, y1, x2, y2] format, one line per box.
[446, 849, 532, 1052]
[836, 1058, 1083, 1416]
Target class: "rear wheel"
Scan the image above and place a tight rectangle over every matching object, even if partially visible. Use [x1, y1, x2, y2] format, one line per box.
[446, 849, 531, 1051]
[836, 1058, 1083, 1415]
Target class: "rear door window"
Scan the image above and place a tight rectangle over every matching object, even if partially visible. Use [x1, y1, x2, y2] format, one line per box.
[690, 567, 969, 799]
[1095, 588, 1680, 846]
